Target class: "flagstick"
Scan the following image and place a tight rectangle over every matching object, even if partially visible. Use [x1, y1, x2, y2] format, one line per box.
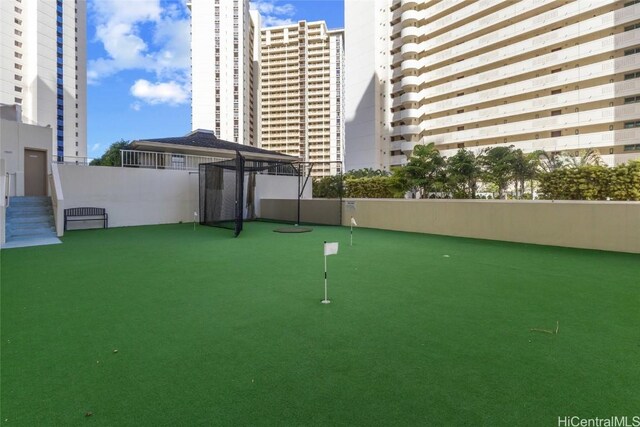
[323, 242, 330, 304]
[350, 224, 353, 246]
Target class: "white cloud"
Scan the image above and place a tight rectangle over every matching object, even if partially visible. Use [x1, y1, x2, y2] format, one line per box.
[87, 0, 190, 88]
[130, 79, 189, 106]
[250, 0, 296, 27]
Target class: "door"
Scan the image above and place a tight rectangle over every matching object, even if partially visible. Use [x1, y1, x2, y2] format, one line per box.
[24, 149, 47, 196]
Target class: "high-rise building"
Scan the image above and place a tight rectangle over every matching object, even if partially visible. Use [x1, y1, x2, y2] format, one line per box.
[261, 21, 345, 176]
[345, 0, 640, 171]
[188, 0, 260, 146]
[0, 0, 87, 161]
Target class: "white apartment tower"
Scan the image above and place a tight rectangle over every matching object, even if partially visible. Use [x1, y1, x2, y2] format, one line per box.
[0, 0, 87, 161]
[261, 22, 345, 176]
[188, 0, 260, 146]
[345, 0, 640, 171]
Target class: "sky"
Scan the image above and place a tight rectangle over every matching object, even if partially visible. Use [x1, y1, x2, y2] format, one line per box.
[86, 0, 345, 159]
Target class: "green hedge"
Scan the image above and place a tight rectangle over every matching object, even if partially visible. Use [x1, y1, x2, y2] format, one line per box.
[344, 176, 398, 198]
[538, 162, 640, 200]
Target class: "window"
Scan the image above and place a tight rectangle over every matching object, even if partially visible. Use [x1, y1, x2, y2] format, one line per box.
[625, 0, 640, 6]
[624, 95, 640, 104]
[551, 68, 562, 74]
[624, 48, 640, 56]
[623, 144, 640, 151]
[551, 131, 562, 137]
[551, 110, 562, 116]
[551, 89, 562, 95]
[624, 72, 640, 80]
[623, 121, 640, 128]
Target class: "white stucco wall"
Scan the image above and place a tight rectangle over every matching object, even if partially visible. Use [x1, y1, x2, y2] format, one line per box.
[58, 165, 199, 229]
[254, 174, 311, 217]
[56, 165, 305, 231]
[0, 115, 53, 196]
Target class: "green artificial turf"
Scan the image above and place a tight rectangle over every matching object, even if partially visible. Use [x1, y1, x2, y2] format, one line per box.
[1, 222, 639, 426]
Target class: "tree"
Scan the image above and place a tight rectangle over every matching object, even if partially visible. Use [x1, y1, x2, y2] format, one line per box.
[479, 146, 515, 199]
[312, 175, 343, 198]
[446, 149, 481, 198]
[511, 149, 539, 199]
[392, 143, 446, 198]
[539, 148, 603, 172]
[538, 151, 565, 173]
[562, 148, 604, 168]
[90, 140, 129, 166]
[344, 168, 390, 178]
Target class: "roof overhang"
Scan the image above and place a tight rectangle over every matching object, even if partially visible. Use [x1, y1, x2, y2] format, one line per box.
[129, 140, 298, 162]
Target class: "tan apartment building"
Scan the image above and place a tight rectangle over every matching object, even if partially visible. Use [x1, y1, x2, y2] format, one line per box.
[345, 0, 640, 170]
[261, 21, 345, 177]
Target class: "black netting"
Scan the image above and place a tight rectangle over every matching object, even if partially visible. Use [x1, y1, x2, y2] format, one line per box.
[199, 153, 298, 237]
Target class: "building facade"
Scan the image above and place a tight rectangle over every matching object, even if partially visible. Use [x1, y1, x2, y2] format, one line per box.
[261, 21, 345, 176]
[0, 0, 87, 161]
[345, 0, 640, 171]
[188, 0, 260, 146]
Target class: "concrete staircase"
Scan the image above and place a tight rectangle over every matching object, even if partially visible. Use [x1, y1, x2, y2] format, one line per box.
[2, 196, 61, 249]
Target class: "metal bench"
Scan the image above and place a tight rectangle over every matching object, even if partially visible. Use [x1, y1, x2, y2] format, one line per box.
[64, 207, 108, 231]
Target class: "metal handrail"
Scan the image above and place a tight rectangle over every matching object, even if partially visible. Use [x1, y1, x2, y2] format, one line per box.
[5, 173, 13, 208]
[120, 149, 228, 171]
[53, 156, 95, 166]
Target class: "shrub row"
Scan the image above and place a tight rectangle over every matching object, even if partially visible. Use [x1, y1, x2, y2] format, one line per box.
[538, 162, 640, 201]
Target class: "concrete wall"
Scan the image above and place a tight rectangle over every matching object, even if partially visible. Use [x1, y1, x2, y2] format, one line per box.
[261, 198, 640, 253]
[260, 199, 342, 225]
[56, 165, 303, 231]
[254, 174, 311, 217]
[0, 159, 5, 244]
[58, 165, 199, 229]
[0, 116, 53, 196]
[349, 199, 640, 253]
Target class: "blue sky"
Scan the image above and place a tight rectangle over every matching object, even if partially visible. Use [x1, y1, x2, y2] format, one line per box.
[86, 0, 344, 159]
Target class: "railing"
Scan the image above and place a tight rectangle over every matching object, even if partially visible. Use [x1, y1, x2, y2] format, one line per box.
[119, 149, 299, 176]
[120, 150, 227, 171]
[4, 173, 9, 208]
[49, 163, 65, 237]
[4, 173, 15, 207]
[53, 156, 95, 166]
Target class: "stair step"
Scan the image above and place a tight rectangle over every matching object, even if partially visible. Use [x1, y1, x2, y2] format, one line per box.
[6, 214, 54, 224]
[8, 221, 55, 230]
[3, 235, 61, 248]
[7, 227, 56, 238]
[7, 207, 53, 216]
[8, 197, 52, 207]
[4, 197, 57, 243]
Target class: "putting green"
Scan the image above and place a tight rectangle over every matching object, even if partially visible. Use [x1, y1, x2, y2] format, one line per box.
[1, 222, 638, 425]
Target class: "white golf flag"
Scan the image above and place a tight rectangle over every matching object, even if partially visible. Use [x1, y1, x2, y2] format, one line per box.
[324, 242, 339, 256]
[351, 217, 357, 226]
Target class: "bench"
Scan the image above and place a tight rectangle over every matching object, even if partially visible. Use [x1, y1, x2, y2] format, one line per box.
[64, 207, 108, 231]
